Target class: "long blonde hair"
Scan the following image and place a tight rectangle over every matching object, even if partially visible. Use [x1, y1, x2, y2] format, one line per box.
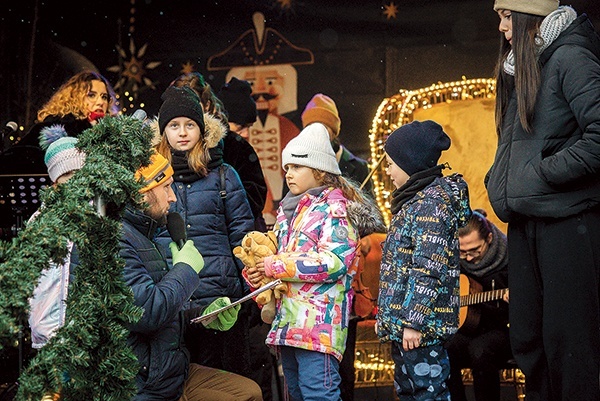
[37, 71, 119, 122]
[155, 131, 211, 177]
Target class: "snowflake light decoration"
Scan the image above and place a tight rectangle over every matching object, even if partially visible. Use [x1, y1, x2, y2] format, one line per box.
[276, 0, 293, 9]
[383, 2, 399, 20]
[107, 38, 161, 111]
[181, 61, 195, 75]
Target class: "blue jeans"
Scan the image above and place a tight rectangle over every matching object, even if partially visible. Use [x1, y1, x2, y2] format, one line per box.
[391, 341, 451, 401]
[280, 346, 341, 401]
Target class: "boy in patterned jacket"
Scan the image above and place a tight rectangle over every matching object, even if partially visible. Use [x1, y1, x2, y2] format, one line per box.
[377, 120, 471, 401]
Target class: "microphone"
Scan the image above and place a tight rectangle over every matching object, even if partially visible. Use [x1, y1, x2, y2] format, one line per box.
[3, 121, 17, 136]
[166, 212, 187, 250]
[1, 121, 17, 152]
[132, 109, 147, 122]
[88, 111, 105, 122]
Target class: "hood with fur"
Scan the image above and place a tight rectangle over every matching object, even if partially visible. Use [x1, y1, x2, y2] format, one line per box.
[149, 112, 227, 149]
[347, 195, 387, 238]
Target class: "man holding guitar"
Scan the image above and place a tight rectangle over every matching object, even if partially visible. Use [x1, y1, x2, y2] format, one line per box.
[446, 210, 512, 401]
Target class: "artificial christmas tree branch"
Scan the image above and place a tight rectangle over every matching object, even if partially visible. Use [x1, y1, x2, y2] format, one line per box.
[0, 114, 154, 400]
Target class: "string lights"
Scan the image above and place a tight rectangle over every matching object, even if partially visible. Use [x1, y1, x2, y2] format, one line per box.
[369, 77, 496, 225]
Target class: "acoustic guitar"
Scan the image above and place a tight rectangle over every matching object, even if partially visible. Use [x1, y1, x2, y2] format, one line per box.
[459, 274, 508, 333]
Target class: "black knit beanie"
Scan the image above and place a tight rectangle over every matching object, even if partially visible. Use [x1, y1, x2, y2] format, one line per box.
[218, 77, 257, 126]
[159, 86, 206, 136]
[384, 120, 451, 175]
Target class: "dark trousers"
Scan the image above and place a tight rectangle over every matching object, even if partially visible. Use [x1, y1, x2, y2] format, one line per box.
[247, 303, 276, 401]
[391, 342, 451, 401]
[508, 210, 600, 401]
[339, 316, 359, 401]
[446, 329, 511, 401]
[185, 303, 252, 378]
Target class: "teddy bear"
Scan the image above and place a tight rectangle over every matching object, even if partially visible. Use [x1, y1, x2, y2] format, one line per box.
[233, 231, 287, 324]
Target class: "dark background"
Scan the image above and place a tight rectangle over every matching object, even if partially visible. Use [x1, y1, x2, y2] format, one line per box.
[0, 0, 599, 392]
[1, 0, 599, 157]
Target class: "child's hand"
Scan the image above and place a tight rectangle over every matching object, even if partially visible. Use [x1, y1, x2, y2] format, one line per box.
[246, 262, 266, 287]
[402, 327, 422, 351]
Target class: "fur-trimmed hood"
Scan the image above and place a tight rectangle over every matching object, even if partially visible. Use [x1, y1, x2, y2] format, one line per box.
[344, 179, 387, 239]
[149, 112, 227, 148]
[347, 197, 387, 238]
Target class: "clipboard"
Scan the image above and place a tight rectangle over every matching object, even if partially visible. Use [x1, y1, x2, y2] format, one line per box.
[190, 278, 283, 325]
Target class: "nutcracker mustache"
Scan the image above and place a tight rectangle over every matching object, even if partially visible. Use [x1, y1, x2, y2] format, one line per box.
[252, 92, 278, 101]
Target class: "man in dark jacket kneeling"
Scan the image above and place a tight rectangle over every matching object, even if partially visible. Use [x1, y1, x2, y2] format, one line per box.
[120, 151, 263, 401]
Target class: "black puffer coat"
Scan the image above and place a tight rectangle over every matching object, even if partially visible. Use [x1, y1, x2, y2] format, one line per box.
[487, 15, 600, 222]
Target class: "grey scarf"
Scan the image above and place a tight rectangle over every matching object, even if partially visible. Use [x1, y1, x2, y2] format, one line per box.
[460, 223, 508, 278]
[503, 6, 577, 76]
[280, 186, 328, 224]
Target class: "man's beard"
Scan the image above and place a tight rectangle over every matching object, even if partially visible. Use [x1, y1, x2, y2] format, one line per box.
[152, 214, 167, 226]
[144, 192, 168, 226]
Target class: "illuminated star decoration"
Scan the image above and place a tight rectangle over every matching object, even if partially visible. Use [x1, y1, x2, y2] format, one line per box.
[276, 0, 293, 9]
[107, 38, 161, 112]
[181, 61, 195, 75]
[383, 2, 399, 20]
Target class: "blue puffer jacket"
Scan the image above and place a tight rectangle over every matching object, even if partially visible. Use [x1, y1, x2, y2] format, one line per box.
[155, 163, 255, 312]
[120, 207, 200, 401]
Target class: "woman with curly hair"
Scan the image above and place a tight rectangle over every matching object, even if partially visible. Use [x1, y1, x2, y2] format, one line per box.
[18, 70, 119, 150]
[5, 70, 118, 180]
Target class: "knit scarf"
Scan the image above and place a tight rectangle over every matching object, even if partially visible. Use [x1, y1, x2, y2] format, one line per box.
[280, 186, 327, 224]
[504, 6, 577, 76]
[170, 150, 200, 183]
[170, 144, 224, 183]
[390, 165, 444, 215]
[460, 223, 508, 278]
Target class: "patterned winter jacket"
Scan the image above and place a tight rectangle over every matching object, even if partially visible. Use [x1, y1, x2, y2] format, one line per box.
[263, 187, 359, 361]
[377, 173, 471, 346]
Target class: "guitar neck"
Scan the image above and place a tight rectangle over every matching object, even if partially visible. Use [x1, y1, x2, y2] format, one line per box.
[460, 288, 508, 307]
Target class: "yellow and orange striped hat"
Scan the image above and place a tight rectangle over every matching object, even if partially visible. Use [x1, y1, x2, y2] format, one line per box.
[135, 151, 174, 193]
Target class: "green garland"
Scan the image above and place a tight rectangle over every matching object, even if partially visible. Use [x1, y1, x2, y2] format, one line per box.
[0, 115, 155, 400]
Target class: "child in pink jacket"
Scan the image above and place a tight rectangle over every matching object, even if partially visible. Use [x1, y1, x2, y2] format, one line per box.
[247, 122, 365, 401]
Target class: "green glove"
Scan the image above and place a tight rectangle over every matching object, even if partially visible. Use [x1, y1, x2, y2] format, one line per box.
[170, 240, 204, 273]
[201, 297, 240, 331]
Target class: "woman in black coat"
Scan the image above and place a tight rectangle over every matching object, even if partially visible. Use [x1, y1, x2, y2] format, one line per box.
[486, 2, 600, 400]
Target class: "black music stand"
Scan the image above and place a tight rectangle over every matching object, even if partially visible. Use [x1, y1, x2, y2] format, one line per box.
[0, 173, 47, 388]
[0, 174, 50, 241]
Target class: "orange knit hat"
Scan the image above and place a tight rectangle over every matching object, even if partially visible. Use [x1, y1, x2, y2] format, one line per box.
[301, 94, 341, 137]
[135, 151, 174, 193]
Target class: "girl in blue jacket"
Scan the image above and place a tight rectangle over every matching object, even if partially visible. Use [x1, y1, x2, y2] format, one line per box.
[154, 86, 255, 378]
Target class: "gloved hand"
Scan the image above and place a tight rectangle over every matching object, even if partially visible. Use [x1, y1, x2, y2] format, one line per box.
[170, 240, 204, 273]
[201, 297, 240, 331]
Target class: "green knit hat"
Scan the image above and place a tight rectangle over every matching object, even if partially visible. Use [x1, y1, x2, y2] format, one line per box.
[40, 125, 86, 182]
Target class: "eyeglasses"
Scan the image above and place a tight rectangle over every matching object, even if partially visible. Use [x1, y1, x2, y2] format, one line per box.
[459, 240, 488, 259]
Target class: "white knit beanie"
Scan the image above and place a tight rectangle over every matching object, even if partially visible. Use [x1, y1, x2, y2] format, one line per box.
[44, 137, 86, 183]
[40, 125, 86, 183]
[281, 123, 341, 175]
